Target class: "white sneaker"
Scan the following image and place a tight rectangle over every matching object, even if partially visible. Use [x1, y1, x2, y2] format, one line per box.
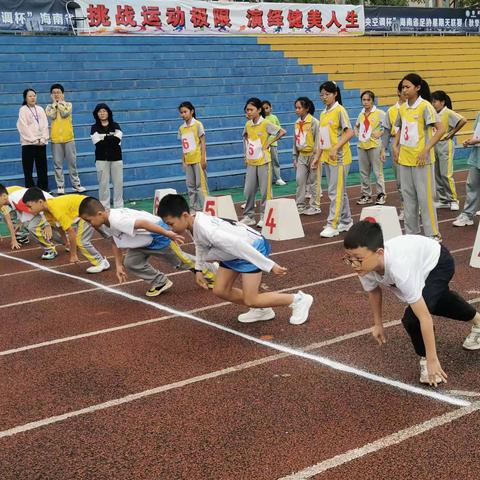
[257, 218, 264, 228]
[304, 206, 321, 216]
[476, 211, 480, 216]
[238, 308, 275, 323]
[275, 179, 287, 186]
[419, 358, 446, 386]
[74, 185, 86, 193]
[338, 220, 354, 233]
[86, 259, 110, 274]
[463, 325, 480, 350]
[56, 187, 65, 195]
[320, 226, 339, 238]
[289, 291, 313, 325]
[398, 209, 405, 221]
[434, 201, 450, 209]
[241, 203, 246, 209]
[450, 202, 460, 211]
[240, 216, 256, 226]
[452, 213, 474, 227]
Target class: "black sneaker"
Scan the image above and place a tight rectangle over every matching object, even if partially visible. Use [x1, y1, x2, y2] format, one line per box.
[16, 235, 30, 245]
[375, 193, 387, 205]
[356, 195, 372, 205]
[146, 278, 173, 297]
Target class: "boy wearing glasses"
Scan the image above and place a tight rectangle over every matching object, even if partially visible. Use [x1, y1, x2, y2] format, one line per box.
[343, 220, 480, 387]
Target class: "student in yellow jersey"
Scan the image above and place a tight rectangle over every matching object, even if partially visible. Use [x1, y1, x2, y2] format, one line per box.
[381, 81, 406, 220]
[293, 97, 321, 215]
[178, 101, 209, 214]
[431, 91, 467, 212]
[355, 90, 386, 206]
[23, 187, 110, 273]
[312, 81, 354, 238]
[392, 73, 445, 242]
[241, 97, 286, 228]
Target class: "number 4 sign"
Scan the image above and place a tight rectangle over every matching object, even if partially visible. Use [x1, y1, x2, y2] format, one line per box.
[261, 198, 304, 241]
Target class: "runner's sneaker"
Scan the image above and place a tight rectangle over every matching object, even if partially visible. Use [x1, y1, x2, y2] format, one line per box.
[429, 234, 443, 243]
[146, 278, 173, 297]
[450, 201, 460, 211]
[16, 235, 29, 245]
[241, 203, 246, 209]
[86, 258, 110, 274]
[257, 217, 264, 228]
[320, 226, 339, 238]
[74, 185, 86, 193]
[240, 216, 256, 226]
[304, 206, 321, 216]
[452, 213, 474, 227]
[356, 195, 372, 205]
[419, 358, 446, 386]
[289, 291, 313, 325]
[476, 211, 480, 216]
[434, 201, 450, 209]
[238, 308, 275, 323]
[338, 220, 354, 233]
[375, 193, 387, 205]
[41, 249, 58, 260]
[463, 325, 480, 350]
[56, 187, 65, 195]
[275, 179, 287, 186]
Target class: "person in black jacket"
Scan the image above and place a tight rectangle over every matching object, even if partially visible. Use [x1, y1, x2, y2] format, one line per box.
[91, 103, 124, 208]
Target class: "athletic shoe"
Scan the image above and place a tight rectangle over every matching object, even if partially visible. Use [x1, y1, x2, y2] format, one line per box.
[463, 325, 480, 350]
[450, 202, 460, 211]
[304, 206, 321, 216]
[238, 308, 275, 323]
[298, 208, 306, 215]
[434, 201, 450, 209]
[145, 278, 173, 297]
[275, 179, 287, 186]
[289, 291, 313, 325]
[338, 220, 354, 233]
[375, 193, 387, 205]
[86, 259, 110, 274]
[419, 358, 446, 386]
[240, 216, 256, 226]
[476, 211, 480, 216]
[257, 218, 264, 228]
[56, 187, 65, 195]
[398, 209, 405, 221]
[241, 203, 246, 209]
[41, 249, 58, 260]
[453, 213, 474, 227]
[16, 235, 30, 245]
[320, 226, 339, 238]
[73, 185, 86, 193]
[356, 195, 372, 205]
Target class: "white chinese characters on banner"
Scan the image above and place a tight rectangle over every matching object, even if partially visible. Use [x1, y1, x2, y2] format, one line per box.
[76, 0, 364, 35]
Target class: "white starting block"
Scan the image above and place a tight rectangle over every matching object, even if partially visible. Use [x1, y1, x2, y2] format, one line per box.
[261, 198, 304, 241]
[360, 205, 402, 242]
[153, 188, 177, 215]
[470, 222, 480, 268]
[203, 195, 238, 221]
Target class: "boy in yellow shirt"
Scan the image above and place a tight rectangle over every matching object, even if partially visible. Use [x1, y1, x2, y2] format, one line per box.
[23, 188, 109, 273]
[46, 83, 85, 195]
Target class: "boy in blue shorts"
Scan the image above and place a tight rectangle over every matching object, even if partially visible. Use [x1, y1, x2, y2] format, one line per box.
[79, 197, 216, 296]
[157, 194, 313, 324]
[343, 220, 480, 386]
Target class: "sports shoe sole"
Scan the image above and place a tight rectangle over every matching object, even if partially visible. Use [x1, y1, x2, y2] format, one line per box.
[238, 310, 276, 323]
[146, 279, 173, 297]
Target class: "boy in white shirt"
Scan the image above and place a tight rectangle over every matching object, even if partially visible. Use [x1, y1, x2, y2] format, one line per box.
[157, 194, 313, 325]
[343, 220, 480, 386]
[79, 197, 216, 297]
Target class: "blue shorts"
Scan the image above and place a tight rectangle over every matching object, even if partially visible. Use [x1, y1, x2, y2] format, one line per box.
[220, 237, 271, 274]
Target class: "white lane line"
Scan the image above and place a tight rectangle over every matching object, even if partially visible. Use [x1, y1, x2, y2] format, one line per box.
[0, 319, 404, 438]
[0, 253, 470, 409]
[445, 390, 480, 398]
[277, 401, 480, 480]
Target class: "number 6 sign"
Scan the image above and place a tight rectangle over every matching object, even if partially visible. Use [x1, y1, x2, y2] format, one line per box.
[261, 199, 304, 241]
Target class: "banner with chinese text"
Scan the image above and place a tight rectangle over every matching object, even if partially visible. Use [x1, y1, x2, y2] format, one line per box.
[76, 0, 364, 35]
[0, 0, 70, 32]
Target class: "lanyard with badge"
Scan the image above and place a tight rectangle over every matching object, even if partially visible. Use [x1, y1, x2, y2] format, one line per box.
[28, 106, 42, 139]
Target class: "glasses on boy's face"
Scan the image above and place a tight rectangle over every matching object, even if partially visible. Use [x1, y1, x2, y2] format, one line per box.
[342, 251, 375, 268]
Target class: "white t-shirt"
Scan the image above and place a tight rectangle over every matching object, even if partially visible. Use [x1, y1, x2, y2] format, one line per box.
[359, 235, 441, 304]
[193, 212, 275, 272]
[107, 208, 171, 250]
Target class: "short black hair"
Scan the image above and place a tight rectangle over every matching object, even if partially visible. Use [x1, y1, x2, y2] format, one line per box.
[0, 184, 7, 196]
[261, 100, 271, 107]
[344, 220, 384, 251]
[50, 83, 64, 93]
[23, 187, 46, 203]
[79, 197, 105, 217]
[157, 194, 189, 218]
